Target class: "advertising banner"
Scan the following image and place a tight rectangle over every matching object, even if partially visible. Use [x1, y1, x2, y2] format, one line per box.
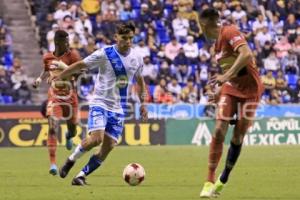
[166, 118, 300, 146]
[0, 119, 165, 147]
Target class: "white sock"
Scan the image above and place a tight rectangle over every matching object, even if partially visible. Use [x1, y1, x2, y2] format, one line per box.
[76, 171, 85, 178]
[69, 144, 85, 161]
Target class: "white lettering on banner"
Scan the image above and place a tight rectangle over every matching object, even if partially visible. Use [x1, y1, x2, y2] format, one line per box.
[275, 134, 284, 145]
[248, 122, 261, 133]
[267, 118, 300, 131]
[286, 134, 297, 145]
[244, 133, 300, 145]
[192, 123, 212, 146]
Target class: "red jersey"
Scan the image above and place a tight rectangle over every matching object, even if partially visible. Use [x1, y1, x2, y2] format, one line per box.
[43, 50, 81, 96]
[214, 25, 264, 98]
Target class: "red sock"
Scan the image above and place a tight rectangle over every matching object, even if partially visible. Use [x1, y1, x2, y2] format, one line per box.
[207, 137, 223, 183]
[47, 134, 57, 165]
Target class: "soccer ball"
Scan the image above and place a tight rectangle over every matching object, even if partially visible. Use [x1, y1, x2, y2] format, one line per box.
[122, 163, 145, 186]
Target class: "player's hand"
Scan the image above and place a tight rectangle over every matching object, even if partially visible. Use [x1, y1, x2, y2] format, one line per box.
[210, 74, 230, 86]
[50, 60, 68, 71]
[140, 104, 148, 122]
[32, 77, 42, 88]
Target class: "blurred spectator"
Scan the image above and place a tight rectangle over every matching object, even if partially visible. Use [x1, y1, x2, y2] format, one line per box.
[54, 1, 71, 21]
[269, 15, 284, 39]
[164, 37, 182, 63]
[0, 65, 12, 96]
[142, 56, 158, 85]
[262, 70, 276, 94]
[149, 0, 163, 20]
[119, 0, 133, 21]
[252, 13, 268, 34]
[263, 50, 280, 71]
[74, 12, 93, 36]
[294, 79, 300, 103]
[231, 5, 246, 21]
[266, 89, 282, 105]
[172, 12, 189, 42]
[176, 64, 192, 84]
[137, 4, 152, 30]
[273, 36, 291, 58]
[284, 14, 298, 43]
[281, 50, 299, 74]
[180, 76, 197, 103]
[46, 24, 59, 52]
[102, 4, 118, 22]
[167, 76, 181, 103]
[59, 15, 74, 30]
[153, 79, 174, 104]
[292, 35, 300, 55]
[255, 26, 272, 51]
[182, 35, 199, 65]
[133, 39, 150, 59]
[174, 47, 188, 66]
[81, 0, 100, 15]
[16, 80, 32, 105]
[157, 61, 172, 82]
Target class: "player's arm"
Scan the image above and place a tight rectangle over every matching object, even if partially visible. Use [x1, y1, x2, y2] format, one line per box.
[33, 68, 49, 88]
[54, 61, 87, 81]
[224, 44, 252, 79]
[213, 44, 252, 85]
[135, 74, 148, 122]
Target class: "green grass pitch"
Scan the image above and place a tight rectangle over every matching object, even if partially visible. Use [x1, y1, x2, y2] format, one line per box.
[0, 146, 299, 200]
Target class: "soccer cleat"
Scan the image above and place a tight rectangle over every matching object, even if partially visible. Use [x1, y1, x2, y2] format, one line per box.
[49, 164, 58, 176]
[200, 181, 214, 198]
[212, 176, 225, 197]
[59, 158, 75, 178]
[71, 176, 88, 186]
[65, 132, 73, 150]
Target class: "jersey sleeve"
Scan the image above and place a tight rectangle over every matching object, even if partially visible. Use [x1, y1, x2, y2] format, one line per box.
[224, 26, 247, 52]
[83, 49, 105, 69]
[42, 53, 51, 71]
[135, 55, 144, 77]
[71, 49, 82, 63]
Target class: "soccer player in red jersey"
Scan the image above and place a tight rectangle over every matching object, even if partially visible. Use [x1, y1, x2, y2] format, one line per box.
[198, 8, 264, 198]
[33, 30, 81, 175]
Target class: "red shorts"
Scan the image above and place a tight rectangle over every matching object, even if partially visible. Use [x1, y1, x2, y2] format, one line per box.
[46, 88, 78, 123]
[216, 94, 260, 121]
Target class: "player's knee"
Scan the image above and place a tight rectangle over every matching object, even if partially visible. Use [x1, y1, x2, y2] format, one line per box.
[68, 124, 77, 137]
[49, 128, 56, 136]
[214, 122, 228, 142]
[231, 135, 244, 145]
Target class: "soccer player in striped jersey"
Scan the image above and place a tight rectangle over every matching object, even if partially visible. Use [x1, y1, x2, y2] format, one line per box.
[52, 21, 148, 185]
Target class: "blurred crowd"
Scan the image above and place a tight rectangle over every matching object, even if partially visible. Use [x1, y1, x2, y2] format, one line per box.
[0, 18, 32, 104]
[6, 0, 300, 105]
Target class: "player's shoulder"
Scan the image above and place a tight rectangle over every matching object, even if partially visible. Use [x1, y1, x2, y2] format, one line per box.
[222, 24, 240, 34]
[43, 52, 54, 60]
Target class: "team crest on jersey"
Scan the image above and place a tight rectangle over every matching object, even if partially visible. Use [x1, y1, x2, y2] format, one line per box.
[130, 58, 137, 66]
[229, 35, 242, 45]
[116, 75, 128, 88]
[114, 64, 123, 71]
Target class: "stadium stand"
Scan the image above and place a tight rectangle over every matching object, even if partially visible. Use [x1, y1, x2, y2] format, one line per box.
[1, 0, 300, 105]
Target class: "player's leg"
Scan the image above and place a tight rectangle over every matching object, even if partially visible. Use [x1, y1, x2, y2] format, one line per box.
[72, 133, 116, 186]
[47, 116, 59, 175]
[65, 94, 79, 150]
[71, 110, 124, 185]
[200, 120, 229, 197]
[65, 119, 77, 150]
[200, 95, 236, 198]
[59, 130, 104, 178]
[59, 106, 106, 178]
[214, 98, 258, 196]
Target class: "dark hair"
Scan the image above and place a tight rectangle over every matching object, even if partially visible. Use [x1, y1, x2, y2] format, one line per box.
[54, 30, 68, 41]
[116, 21, 135, 35]
[200, 8, 219, 19]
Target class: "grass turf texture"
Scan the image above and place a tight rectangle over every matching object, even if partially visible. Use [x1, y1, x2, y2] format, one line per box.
[0, 146, 299, 200]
